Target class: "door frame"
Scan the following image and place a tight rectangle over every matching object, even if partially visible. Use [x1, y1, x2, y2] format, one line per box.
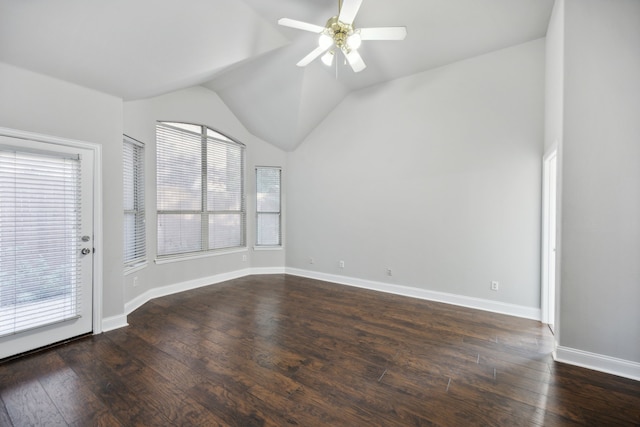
[541, 145, 557, 328]
[0, 127, 104, 334]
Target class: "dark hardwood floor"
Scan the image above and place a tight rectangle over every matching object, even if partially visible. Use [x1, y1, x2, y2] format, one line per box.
[1, 274, 639, 426]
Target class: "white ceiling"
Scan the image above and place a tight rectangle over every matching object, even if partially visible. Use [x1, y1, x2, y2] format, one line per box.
[0, 0, 554, 150]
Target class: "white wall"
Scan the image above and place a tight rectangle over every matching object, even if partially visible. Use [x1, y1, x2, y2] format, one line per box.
[545, 0, 564, 154]
[286, 40, 545, 311]
[0, 62, 125, 320]
[123, 86, 286, 305]
[559, 0, 640, 364]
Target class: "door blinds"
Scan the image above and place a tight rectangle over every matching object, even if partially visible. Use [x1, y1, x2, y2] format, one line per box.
[0, 148, 82, 337]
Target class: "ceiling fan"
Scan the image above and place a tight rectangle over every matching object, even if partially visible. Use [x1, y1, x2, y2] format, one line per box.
[278, 0, 407, 73]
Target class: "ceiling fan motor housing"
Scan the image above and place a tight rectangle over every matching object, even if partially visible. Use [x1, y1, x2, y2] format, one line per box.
[325, 16, 354, 50]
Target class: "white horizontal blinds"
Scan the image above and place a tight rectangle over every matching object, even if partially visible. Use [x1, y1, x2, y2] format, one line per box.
[207, 137, 245, 249]
[123, 137, 146, 268]
[156, 122, 245, 257]
[157, 123, 203, 256]
[0, 149, 82, 337]
[256, 167, 281, 246]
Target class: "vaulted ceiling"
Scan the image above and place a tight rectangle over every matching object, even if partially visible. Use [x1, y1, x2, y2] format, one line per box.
[0, 0, 554, 150]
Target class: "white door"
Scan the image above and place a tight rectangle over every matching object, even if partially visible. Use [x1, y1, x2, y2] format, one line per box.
[0, 135, 94, 359]
[542, 148, 557, 332]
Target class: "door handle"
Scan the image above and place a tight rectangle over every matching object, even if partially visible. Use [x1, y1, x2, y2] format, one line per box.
[81, 248, 92, 255]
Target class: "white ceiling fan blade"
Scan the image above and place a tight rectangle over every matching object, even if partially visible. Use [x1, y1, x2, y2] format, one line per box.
[338, 0, 363, 25]
[345, 49, 366, 73]
[297, 45, 330, 67]
[359, 27, 407, 41]
[278, 18, 325, 33]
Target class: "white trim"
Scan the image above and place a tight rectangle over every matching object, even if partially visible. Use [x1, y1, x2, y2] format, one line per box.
[122, 267, 285, 318]
[125, 269, 251, 314]
[0, 127, 105, 334]
[541, 145, 558, 326]
[92, 144, 104, 334]
[114, 265, 539, 331]
[101, 315, 128, 332]
[251, 267, 286, 275]
[253, 246, 283, 251]
[285, 268, 541, 321]
[555, 346, 640, 381]
[155, 247, 248, 265]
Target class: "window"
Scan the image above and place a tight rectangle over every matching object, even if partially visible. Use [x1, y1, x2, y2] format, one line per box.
[123, 136, 146, 268]
[156, 122, 245, 257]
[256, 167, 281, 247]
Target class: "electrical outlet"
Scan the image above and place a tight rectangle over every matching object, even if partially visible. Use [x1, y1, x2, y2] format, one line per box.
[387, 268, 392, 276]
[133, 277, 139, 287]
[242, 254, 247, 262]
[309, 257, 315, 264]
[339, 260, 345, 268]
[491, 281, 499, 291]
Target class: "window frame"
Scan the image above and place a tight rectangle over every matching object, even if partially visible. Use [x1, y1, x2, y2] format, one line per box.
[255, 166, 282, 248]
[156, 122, 246, 260]
[123, 135, 146, 271]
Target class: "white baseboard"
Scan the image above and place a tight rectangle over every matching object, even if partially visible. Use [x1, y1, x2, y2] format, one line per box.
[102, 270, 253, 333]
[101, 314, 128, 332]
[124, 268, 252, 315]
[103, 266, 539, 334]
[285, 268, 541, 321]
[555, 346, 640, 381]
[122, 266, 286, 318]
[251, 267, 286, 275]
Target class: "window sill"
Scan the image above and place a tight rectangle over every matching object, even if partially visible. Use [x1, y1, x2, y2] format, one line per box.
[253, 246, 283, 251]
[155, 247, 248, 265]
[124, 261, 148, 275]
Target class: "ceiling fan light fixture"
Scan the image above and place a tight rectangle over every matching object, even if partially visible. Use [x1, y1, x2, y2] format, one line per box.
[318, 33, 334, 49]
[321, 50, 335, 66]
[347, 32, 362, 50]
[345, 49, 366, 72]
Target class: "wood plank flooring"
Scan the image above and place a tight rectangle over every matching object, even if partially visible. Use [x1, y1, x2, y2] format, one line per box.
[1, 274, 639, 426]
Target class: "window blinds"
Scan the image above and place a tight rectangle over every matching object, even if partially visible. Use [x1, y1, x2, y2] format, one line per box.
[156, 122, 245, 257]
[256, 167, 281, 246]
[123, 137, 146, 268]
[207, 137, 244, 249]
[0, 149, 82, 337]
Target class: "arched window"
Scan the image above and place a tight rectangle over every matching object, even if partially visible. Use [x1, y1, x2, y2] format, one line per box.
[156, 122, 245, 257]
